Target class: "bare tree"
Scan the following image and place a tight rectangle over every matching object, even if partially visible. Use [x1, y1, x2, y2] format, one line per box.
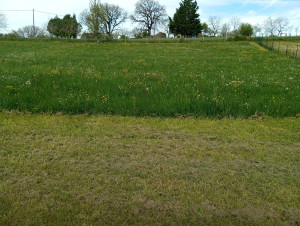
[221, 23, 230, 37]
[274, 17, 290, 36]
[287, 26, 293, 36]
[13, 26, 45, 38]
[253, 25, 262, 37]
[101, 3, 127, 37]
[263, 17, 276, 36]
[130, 0, 166, 36]
[0, 13, 7, 31]
[207, 16, 222, 36]
[131, 27, 148, 38]
[161, 18, 171, 38]
[295, 27, 299, 36]
[230, 16, 241, 34]
[119, 28, 131, 38]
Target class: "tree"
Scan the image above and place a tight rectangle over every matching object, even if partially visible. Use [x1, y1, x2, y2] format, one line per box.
[130, 0, 166, 36]
[253, 25, 262, 37]
[161, 18, 171, 38]
[169, 0, 202, 37]
[0, 13, 7, 31]
[274, 17, 289, 36]
[263, 17, 276, 36]
[131, 27, 148, 39]
[221, 23, 230, 37]
[13, 26, 45, 38]
[202, 22, 208, 35]
[47, 14, 82, 38]
[47, 16, 62, 38]
[239, 23, 253, 37]
[100, 3, 127, 37]
[80, 0, 103, 42]
[207, 16, 222, 36]
[62, 14, 82, 38]
[230, 17, 241, 34]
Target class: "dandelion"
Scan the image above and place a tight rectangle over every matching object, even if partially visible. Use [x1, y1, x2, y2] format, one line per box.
[102, 95, 109, 104]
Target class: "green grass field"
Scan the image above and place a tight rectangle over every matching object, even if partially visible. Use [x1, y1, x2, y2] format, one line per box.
[1, 113, 299, 225]
[1, 40, 300, 224]
[1, 40, 299, 117]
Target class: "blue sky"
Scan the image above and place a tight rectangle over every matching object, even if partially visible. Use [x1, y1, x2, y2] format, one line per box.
[0, 0, 299, 33]
[198, 0, 300, 25]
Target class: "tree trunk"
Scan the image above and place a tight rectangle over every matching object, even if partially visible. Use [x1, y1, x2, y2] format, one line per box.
[97, 33, 100, 44]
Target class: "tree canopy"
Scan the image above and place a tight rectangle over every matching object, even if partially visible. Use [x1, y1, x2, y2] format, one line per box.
[0, 13, 7, 31]
[13, 26, 45, 38]
[47, 14, 82, 38]
[100, 3, 127, 36]
[80, 0, 127, 41]
[169, 0, 202, 37]
[239, 23, 253, 37]
[130, 0, 166, 36]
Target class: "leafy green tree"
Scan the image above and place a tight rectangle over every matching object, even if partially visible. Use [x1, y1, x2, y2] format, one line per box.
[80, 0, 103, 42]
[47, 16, 63, 38]
[169, 0, 202, 37]
[81, 1, 127, 40]
[202, 22, 208, 34]
[47, 14, 81, 38]
[61, 14, 82, 38]
[239, 23, 253, 37]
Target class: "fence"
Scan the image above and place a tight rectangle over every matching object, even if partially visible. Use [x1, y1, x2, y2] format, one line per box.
[255, 37, 300, 59]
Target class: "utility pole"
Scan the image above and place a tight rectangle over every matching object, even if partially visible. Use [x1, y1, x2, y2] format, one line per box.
[33, 9, 35, 37]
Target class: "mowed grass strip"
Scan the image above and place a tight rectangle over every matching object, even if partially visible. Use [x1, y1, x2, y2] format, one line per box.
[271, 41, 300, 57]
[0, 40, 299, 117]
[0, 113, 299, 225]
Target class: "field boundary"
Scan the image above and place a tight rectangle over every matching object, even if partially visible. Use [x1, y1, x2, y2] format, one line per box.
[254, 37, 300, 59]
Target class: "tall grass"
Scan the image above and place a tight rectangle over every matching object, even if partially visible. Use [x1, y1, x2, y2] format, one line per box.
[0, 40, 299, 117]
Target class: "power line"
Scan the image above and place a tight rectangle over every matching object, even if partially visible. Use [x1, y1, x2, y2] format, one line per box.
[35, 10, 64, 17]
[0, 10, 32, 12]
[0, 9, 65, 33]
[0, 9, 63, 16]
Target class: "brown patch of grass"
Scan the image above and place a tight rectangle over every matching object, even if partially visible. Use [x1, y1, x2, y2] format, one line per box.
[0, 113, 299, 225]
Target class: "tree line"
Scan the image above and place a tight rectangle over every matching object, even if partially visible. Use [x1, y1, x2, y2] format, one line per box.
[0, 0, 298, 39]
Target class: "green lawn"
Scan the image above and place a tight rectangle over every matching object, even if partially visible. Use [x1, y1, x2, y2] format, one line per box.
[0, 113, 299, 225]
[0, 40, 299, 117]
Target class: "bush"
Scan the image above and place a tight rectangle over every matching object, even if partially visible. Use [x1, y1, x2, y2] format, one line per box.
[233, 34, 247, 41]
[5, 33, 19, 38]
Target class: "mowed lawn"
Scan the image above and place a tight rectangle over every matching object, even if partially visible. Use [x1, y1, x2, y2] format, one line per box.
[273, 41, 300, 52]
[0, 40, 299, 117]
[263, 40, 300, 57]
[0, 113, 299, 225]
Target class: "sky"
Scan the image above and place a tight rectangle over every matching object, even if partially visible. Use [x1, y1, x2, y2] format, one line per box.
[0, 0, 300, 34]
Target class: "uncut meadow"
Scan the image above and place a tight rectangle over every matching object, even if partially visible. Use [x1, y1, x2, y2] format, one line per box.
[0, 40, 299, 117]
